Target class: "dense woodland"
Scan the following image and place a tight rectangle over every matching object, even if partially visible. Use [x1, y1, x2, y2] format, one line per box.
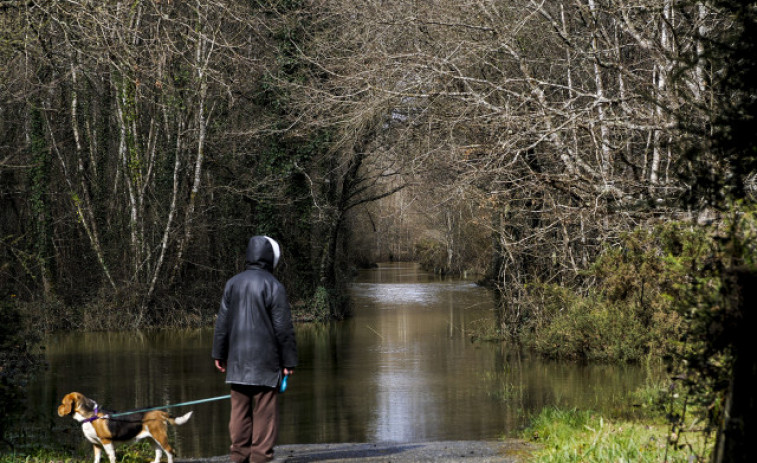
[2, 0, 757, 458]
[0, 0, 737, 323]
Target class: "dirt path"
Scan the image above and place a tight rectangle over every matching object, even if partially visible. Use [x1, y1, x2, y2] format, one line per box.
[180, 440, 535, 462]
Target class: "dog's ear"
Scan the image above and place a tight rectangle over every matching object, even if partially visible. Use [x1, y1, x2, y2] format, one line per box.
[57, 393, 77, 417]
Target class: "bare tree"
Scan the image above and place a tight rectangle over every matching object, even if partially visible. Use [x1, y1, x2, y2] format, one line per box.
[277, 0, 720, 327]
[0, 0, 284, 322]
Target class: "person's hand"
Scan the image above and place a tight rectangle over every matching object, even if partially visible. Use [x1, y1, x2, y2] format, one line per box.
[215, 359, 227, 373]
[283, 368, 294, 376]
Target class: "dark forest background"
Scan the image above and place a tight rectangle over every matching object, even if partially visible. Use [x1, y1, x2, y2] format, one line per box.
[0, 0, 749, 327]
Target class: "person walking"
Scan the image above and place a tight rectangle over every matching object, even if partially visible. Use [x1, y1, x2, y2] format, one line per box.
[212, 236, 298, 463]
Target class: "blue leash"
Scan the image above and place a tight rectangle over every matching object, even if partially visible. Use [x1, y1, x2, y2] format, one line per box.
[106, 376, 290, 419]
[105, 376, 290, 418]
[107, 394, 231, 418]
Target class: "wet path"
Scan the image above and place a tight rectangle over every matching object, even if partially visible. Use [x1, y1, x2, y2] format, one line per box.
[181, 440, 535, 462]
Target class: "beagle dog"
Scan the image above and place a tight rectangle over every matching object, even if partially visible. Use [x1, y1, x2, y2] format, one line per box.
[58, 392, 193, 463]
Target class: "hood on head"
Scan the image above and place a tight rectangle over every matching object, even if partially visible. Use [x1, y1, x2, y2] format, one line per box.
[245, 236, 281, 271]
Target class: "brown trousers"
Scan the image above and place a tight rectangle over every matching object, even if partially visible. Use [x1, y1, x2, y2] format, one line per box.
[229, 384, 279, 463]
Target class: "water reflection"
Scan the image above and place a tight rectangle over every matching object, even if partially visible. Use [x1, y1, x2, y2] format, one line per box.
[27, 263, 653, 457]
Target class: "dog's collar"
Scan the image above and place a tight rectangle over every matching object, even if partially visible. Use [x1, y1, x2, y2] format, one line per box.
[82, 404, 103, 423]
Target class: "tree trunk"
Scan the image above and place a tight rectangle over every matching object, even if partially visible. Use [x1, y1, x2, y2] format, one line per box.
[712, 268, 757, 463]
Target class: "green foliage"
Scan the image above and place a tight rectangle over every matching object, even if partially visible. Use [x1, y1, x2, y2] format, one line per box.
[527, 292, 653, 362]
[518, 204, 757, 460]
[291, 286, 347, 322]
[246, 131, 332, 311]
[298, 286, 331, 321]
[0, 300, 42, 450]
[522, 222, 711, 363]
[665, 203, 757, 460]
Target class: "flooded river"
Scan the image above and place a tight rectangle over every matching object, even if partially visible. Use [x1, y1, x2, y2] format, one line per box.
[27, 263, 651, 457]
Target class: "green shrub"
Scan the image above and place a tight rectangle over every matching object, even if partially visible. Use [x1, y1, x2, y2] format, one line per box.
[528, 295, 650, 362]
[292, 285, 332, 322]
[522, 222, 709, 363]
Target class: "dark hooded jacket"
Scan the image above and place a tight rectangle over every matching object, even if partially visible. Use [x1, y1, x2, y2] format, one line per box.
[212, 236, 298, 387]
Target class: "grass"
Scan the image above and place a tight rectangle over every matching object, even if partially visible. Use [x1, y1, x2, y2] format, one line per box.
[522, 407, 712, 463]
[0, 449, 76, 463]
[1, 442, 156, 463]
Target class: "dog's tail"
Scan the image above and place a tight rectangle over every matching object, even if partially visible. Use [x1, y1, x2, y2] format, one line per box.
[169, 411, 193, 426]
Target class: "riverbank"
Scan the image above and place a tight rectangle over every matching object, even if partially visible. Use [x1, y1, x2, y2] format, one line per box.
[178, 440, 536, 463]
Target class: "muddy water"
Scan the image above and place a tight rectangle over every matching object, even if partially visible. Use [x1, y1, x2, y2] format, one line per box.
[28, 263, 651, 457]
